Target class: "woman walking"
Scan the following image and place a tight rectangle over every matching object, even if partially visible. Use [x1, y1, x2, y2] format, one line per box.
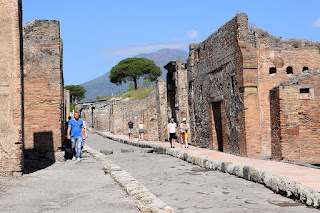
[138, 121, 145, 141]
[180, 118, 190, 148]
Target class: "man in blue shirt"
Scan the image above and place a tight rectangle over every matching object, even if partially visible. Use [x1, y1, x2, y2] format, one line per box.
[67, 112, 85, 161]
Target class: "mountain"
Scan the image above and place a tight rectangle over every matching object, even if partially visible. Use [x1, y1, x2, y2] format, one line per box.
[80, 48, 188, 102]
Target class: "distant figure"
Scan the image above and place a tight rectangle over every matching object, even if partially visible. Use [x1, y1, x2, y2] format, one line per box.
[138, 121, 145, 141]
[180, 118, 190, 148]
[168, 117, 177, 148]
[128, 119, 134, 140]
[67, 112, 85, 161]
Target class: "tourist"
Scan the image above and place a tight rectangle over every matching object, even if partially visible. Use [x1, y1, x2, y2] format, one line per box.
[168, 117, 177, 148]
[138, 121, 145, 141]
[67, 112, 85, 161]
[128, 119, 134, 140]
[180, 118, 190, 148]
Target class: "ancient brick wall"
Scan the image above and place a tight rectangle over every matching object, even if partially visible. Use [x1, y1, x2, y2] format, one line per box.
[187, 12, 320, 159]
[23, 20, 64, 153]
[187, 14, 247, 154]
[79, 83, 167, 141]
[165, 60, 190, 143]
[270, 68, 320, 163]
[146, 90, 158, 141]
[64, 89, 70, 120]
[251, 29, 320, 158]
[156, 78, 168, 141]
[0, 0, 24, 174]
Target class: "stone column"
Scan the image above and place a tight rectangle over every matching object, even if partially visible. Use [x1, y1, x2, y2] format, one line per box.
[0, 0, 24, 174]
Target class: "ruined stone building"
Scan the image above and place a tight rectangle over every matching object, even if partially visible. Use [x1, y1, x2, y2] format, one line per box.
[165, 60, 189, 124]
[23, 20, 65, 154]
[78, 79, 168, 141]
[187, 13, 320, 160]
[270, 68, 320, 163]
[76, 13, 320, 164]
[0, 0, 24, 174]
[165, 60, 189, 142]
[0, 1, 68, 174]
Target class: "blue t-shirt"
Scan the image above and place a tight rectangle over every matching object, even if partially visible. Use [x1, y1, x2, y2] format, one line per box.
[68, 118, 83, 137]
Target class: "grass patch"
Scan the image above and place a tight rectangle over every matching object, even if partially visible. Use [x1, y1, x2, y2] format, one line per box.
[318, 45, 320, 54]
[98, 85, 156, 102]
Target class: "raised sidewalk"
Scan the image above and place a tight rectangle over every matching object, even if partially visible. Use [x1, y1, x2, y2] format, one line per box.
[93, 130, 320, 208]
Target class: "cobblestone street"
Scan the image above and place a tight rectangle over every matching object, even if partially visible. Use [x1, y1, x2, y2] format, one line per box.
[0, 152, 138, 213]
[86, 133, 318, 213]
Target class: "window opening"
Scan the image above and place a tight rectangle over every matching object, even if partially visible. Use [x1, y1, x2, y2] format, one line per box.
[269, 67, 276, 74]
[286, 66, 293, 74]
[303, 67, 309, 71]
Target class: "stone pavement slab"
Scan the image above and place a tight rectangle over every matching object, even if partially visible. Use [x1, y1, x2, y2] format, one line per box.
[95, 130, 320, 208]
[86, 133, 318, 212]
[0, 152, 138, 213]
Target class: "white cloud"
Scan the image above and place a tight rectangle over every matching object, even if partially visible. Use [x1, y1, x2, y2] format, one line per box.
[312, 18, 320, 28]
[187, 29, 199, 40]
[100, 30, 201, 58]
[101, 41, 188, 58]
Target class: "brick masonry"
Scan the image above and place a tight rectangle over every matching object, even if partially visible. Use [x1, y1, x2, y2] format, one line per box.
[23, 20, 64, 153]
[165, 60, 190, 143]
[156, 78, 168, 141]
[0, 0, 24, 174]
[270, 68, 320, 163]
[77, 13, 320, 164]
[64, 89, 70, 121]
[187, 13, 320, 160]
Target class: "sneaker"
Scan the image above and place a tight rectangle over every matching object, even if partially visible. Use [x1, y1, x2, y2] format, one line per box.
[182, 145, 185, 148]
[77, 157, 81, 162]
[72, 156, 76, 161]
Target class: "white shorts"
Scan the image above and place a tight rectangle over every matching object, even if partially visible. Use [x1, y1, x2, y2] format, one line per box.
[128, 128, 133, 133]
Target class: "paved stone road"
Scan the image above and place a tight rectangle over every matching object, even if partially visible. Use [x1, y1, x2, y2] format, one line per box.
[0, 152, 138, 213]
[86, 133, 318, 213]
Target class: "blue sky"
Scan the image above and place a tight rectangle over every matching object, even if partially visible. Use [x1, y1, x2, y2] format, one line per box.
[23, 0, 320, 86]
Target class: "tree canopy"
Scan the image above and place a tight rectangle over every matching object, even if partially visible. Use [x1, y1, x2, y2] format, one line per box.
[65, 85, 87, 103]
[109, 57, 162, 90]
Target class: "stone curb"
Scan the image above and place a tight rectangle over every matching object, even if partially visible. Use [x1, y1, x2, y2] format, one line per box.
[96, 131, 320, 208]
[83, 144, 174, 213]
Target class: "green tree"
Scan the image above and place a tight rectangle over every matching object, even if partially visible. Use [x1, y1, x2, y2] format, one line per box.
[65, 85, 87, 103]
[109, 58, 161, 90]
[96, 96, 101, 100]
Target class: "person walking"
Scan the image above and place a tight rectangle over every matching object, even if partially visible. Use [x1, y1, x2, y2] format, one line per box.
[180, 118, 190, 148]
[168, 117, 177, 148]
[128, 119, 134, 140]
[138, 121, 145, 141]
[67, 112, 85, 161]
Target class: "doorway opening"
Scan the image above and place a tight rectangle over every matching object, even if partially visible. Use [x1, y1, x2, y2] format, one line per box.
[212, 102, 223, 152]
